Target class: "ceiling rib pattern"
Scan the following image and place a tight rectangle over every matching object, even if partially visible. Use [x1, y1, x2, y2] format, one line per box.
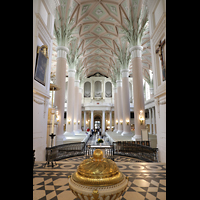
[51, 0, 152, 80]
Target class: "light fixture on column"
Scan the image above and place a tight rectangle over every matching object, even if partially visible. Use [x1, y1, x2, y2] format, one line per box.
[126, 119, 129, 125]
[74, 120, 76, 125]
[68, 118, 71, 124]
[108, 120, 110, 124]
[120, 120, 123, 125]
[139, 110, 144, 125]
[116, 120, 118, 125]
[56, 110, 60, 122]
[78, 120, 80, 125]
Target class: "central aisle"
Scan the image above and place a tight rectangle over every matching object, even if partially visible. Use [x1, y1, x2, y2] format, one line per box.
[86, 133, 111, 146]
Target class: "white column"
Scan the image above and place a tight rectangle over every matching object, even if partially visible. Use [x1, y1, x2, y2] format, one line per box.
[116, 80, 123, 134]
[55, 46, 68, 144]
[102, 110, 105, 133]
[78, 87, 82, 132]
[121, 69, 132, 136]
[152, 107, 155, 134]
[84, 111, 86, 131]
[91, 110, 94, 130]
[114, 87, 118, 132]
[109, 111, 112, 131]
[65, 69, 76, 136]
[149, 108, 152, 134]
[130, 46, 145, 141]
[73, 80, 80, 134]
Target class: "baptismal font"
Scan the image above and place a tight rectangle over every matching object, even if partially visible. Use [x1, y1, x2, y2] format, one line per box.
[68, 149, 128, 200]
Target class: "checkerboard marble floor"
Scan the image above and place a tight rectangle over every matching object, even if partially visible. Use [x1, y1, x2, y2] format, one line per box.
[33, 156, 166, 200]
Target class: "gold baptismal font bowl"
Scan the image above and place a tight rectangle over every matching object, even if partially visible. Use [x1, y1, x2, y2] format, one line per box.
[68, 149, 128, 200]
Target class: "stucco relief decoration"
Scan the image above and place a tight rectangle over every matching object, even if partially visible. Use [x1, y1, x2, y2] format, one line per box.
[96, 8, 103, 15]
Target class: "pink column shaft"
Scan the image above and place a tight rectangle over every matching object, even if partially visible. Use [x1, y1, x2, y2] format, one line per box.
[116, 80, 123, 133]
[54, 57, 66, 137]
[73, 82, 79, 132]
[121, 70, 131, 135]
[130, 46, 145, 139]
[66, 70, 76, 134]
[114, 88, 118, 132]
[78, 89, 82, 131]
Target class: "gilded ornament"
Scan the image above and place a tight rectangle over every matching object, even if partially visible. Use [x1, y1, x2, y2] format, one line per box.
[68, 149, 128, 200]
[92, 189, 99, 200]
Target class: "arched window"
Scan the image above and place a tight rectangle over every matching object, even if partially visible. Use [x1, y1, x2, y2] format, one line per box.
[94, 81, 102, 97]
[84, 82, 91, 97]
[105, 82, 112, 97]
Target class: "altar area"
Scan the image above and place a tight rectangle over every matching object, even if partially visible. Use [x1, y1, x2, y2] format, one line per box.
[86, 134, 112, 158]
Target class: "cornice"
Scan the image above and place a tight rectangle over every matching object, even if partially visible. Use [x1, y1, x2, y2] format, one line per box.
[33, 88, 50, 99]
[154, 81, 166, 99]
[36, 13, 54, 44]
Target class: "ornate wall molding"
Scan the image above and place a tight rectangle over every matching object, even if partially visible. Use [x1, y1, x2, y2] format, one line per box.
[36, 13, 53, 46]
[33, 98, 44, 105]
[151, 12, 166, 44]
[33, 88, 50, 118]
[154, 94, 166, 118]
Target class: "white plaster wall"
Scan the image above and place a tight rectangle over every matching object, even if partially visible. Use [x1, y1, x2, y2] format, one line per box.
[148, 0, 166, 163]
[154, 0, 164, 26]
[156, 103, 166, 162]
[33, 0, 55, 161]
[33, 97, 48, 161]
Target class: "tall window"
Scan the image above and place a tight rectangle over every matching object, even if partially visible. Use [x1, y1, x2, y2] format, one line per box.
[105, 82, 112, 97]
[84, 82, 91, 97]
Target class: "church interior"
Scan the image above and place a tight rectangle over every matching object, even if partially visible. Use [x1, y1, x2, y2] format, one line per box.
[33, 0, 166, 199]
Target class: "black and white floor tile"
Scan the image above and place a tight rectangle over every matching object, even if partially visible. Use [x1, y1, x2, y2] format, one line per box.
[33, 156, 166, 200]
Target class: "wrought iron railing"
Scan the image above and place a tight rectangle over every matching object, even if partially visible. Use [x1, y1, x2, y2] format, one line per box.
[45, 139, 158, 165]
[46, 142, 86, 163]
[113, 141, 158, 162]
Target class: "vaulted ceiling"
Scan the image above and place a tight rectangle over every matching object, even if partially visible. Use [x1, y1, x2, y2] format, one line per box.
[51, 0, 152, 82]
